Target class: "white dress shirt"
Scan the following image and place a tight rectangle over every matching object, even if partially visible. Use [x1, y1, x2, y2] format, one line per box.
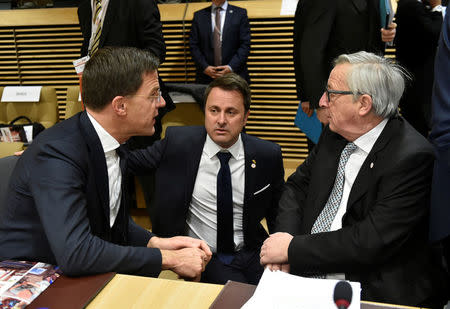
[87, 112, 121, 228]
[327, 118, 388, 279]
[186, 134, 245, 253]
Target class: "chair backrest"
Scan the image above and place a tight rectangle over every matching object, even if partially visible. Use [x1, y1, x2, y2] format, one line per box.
[65, 86, 82, 119]
[0, 155, 19, 210]
[0, 86, 58, 128]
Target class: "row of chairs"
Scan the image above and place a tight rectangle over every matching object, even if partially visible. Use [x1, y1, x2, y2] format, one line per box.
[0, 86, 82, 158]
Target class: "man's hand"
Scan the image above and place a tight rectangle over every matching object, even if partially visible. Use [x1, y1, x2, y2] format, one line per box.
[161, 248, 208, 281]
[214, 65, 232, 77]
[147, 236, 212, 262]
[260, 232, 293, 265]
[265, 263, 290, 273]
[301, 101, 313, 117]
[204, 66, 221, 79]
[381, 22, 396, 42]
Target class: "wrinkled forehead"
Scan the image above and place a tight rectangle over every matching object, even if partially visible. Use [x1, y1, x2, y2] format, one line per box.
[328, 63, 351, 89]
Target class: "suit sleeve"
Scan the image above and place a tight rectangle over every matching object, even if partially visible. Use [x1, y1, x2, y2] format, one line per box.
[227, 9, 251, 72]
[295, 1, 336, 108]
[136, 0, 166, 64]
[265, 144, 285, 233]
[77, 0, 92, 57]
[29, 144, 162, 277]
[287, 150, 434, 274]
[189, 12, 210, 72]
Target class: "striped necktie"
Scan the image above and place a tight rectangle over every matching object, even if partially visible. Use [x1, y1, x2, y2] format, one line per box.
[90, 0, 102, 56]
[311, 142, 357, 234]
[213, 6, 222, 66]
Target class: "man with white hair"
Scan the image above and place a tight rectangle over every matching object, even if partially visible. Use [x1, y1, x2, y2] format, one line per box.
[260, 51, 446, 307]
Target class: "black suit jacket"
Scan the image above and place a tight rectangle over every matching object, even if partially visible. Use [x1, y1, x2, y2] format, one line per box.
[395, 0, 443, 136]
[78, 0, 166, 62]
[293, 0, 383, 108]
[127, 126, 284, 250]
[276, 117, 444, 306]
[0, 112, 162, 277]
[189, 4, 251, 84]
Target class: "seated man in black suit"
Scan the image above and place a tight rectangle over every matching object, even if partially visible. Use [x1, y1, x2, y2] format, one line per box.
[189, 0, 251, 84]
[127, 73, 284, 284]
[260, 52, 446, 307]
[0, 47, 211, 280]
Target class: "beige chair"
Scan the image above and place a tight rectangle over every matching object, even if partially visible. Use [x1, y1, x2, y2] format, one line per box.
[65, 86, 83, 119]
[161, 103, 205, 138]
[0, 86, 58, 129]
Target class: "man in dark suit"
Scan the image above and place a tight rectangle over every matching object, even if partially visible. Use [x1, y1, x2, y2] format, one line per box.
[189, 0, 251, 84]
[78, 0, 175, 212]
[429, 10, 450, 287]
[293, 0, 396, 122]
[260, 52, 446, 307]
[0, 47, 211, 280]
[395, 0, 444, 137]
[127, 73, 284, 284]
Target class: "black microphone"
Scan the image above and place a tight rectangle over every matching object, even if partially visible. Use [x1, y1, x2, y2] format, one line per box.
[333, 280, 352, 309]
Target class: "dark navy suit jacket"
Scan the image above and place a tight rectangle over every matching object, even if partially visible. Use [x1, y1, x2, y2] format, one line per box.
[0, 112, 162, 277]
[127, 126, 285, 250]
[429, 12, 450, 242]
[189, 4, 251, 84]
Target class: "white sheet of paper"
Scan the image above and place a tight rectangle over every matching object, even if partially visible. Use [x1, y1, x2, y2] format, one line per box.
[280, 0, 298, 16]
[1, 86, 42, 102]
[242, 269, 361, 309]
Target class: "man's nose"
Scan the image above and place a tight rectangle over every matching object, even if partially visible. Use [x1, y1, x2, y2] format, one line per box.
[157, 96, 166, 109]
[319, 92, 328, 108]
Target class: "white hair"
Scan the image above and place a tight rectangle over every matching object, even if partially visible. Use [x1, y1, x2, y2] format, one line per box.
[334, 51, 409, 118]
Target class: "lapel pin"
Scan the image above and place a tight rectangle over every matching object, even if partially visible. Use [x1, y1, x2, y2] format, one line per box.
[229, 10, 233, 13]
[370, 162, 374, 169]
[251, 159, 256, 168]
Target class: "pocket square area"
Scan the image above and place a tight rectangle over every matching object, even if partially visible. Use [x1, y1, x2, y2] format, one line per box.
[254, 183, 270, 195]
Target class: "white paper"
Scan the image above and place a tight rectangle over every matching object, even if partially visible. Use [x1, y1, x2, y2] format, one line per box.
[1, 86, 42, 102]
[168, 91, 196, 104]
[73, 55, 90, 75]
[242, 269, 361, 309]
[280, 0, 299, 16]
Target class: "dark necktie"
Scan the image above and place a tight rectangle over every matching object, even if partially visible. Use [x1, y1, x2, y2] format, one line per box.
[213, 6, 222, 66]
[216, 151, 234, 253]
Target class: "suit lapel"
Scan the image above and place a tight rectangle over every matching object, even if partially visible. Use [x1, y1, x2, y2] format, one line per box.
[185, 128, 207, 205]
[99, 0, 118, 48]
[311, 131, 348, 223]
[346, 118, 399, 211]
[205, 6, 213, 49]
[79, 111, 110, 222]
[222, 5, 234, 45]
[242, 134, 257, 211]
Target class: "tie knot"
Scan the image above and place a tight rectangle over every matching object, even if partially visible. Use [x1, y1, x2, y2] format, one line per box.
[217, 151, 232, 165]
[215, 6, 222, 12]
[343, 142, 357, 153]
[96, 0, 101, 5]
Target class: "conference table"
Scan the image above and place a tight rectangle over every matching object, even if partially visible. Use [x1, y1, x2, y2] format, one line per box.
[85, 274, 421, 309]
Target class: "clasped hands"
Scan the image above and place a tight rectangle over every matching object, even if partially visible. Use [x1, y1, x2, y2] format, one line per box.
[148, 236, 212, 282]
[204, 65, 232, 79]
[260, 232, 293, 273]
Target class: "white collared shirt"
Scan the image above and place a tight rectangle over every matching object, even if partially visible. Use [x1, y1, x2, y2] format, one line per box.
[88, 0, 110, 54]
[186, 133, 245, 253]
[87, 112, 121, 228]
[327, 118, 388, 279]
[211, 0, 228, 41]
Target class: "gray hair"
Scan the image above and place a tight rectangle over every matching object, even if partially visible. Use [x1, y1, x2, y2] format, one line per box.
[334, 51, 408, 118]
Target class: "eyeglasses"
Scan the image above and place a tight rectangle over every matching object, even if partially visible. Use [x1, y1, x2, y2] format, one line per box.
[129, 90, 162, 104]
[325, 88, 355, 102]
